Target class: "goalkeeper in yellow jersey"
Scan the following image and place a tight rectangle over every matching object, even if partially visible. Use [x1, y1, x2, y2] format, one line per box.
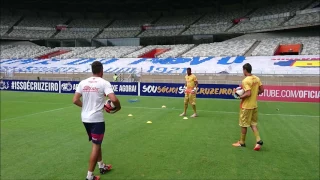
[180, 67, 198, 118]
[232, 63, 264, 151]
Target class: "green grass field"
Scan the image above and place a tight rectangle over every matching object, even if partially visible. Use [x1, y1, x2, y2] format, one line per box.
[1, 91, 319, 180]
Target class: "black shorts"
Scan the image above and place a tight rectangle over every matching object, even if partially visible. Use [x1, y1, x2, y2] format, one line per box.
[83, 122, 105, 144]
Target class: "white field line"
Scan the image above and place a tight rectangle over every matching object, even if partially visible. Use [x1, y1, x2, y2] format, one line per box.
[1, 106, 73, 121]
[1, 101, 319, 121]
[123, 106, 320, 118]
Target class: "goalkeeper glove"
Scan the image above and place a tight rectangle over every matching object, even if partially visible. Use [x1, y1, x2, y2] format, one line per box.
[191, 87, 197, 93]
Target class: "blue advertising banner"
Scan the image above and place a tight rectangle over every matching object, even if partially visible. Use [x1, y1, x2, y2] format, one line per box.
[110, 82, 138, 96]
[0, 79, 60, 93]
[60, 81, 80, 94]
[60, 81, 138, 96]
[140, 82, 238, 99]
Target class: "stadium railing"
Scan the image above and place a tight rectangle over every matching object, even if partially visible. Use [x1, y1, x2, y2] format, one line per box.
[1, 71, 319, 87]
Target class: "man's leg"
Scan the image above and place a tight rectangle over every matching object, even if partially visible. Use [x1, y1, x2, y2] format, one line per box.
[83, 123, 101, 180]
[233, 109, 251, 147]
[251, 108, 263, 151]
[180, 94, 189, 116]
[190, 94, 197, 117]
[87, 144, 101, 180]
[97, 147, 112, 174]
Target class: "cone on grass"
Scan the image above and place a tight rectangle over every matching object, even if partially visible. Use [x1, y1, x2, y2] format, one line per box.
[147, 121, 152, 124]
[183, 117, 188, 120]
[128, 114, 133, 117]
[162, 105, 166, 108]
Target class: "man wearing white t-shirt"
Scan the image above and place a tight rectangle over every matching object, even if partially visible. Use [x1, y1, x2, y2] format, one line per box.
[73, 61, 121, 180]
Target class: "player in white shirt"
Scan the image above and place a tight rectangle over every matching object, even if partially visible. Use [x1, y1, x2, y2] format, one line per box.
[73, 61, 121, 180]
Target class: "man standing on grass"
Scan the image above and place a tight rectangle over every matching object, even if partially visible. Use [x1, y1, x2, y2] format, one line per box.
[180, 67, 198, 118]
[232, 63, 264, 151]
[73, 61, 121, 180]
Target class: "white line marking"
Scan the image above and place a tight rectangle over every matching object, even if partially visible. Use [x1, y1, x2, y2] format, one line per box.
[123, 106, 320, 118]
[1, 106, 73, 121]
[0, 100, 67, 105]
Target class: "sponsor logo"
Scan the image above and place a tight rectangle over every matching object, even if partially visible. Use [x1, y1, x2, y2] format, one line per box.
[10, 81, 59, 91]
[273, 57, 320, 67]
[142, 85, 185, 94]
[83, 86, 99, 92]
[112, 85, 137, 93]
[61, 82, 73, 91]
[61, 82, 78, 92]
[260, 89, 320, 99]
[141, 85, 235, 95]
[0, 80, 9, 90]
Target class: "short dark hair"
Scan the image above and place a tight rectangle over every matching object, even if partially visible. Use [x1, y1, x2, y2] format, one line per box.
[187, 67, 191, 71]
[91, 61, 103, 74]
[243, 63, 252, 73]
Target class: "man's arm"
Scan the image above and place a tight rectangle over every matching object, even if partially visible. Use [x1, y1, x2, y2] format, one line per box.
[194, 80, 198, 89]
[73, 82, 82, 107]
[104, 82, 121, 112]
[240, 81, 251, 99]
[107, 93, 121, 112]
[240, 90, 251, 99]
[193, 75, 198, 92]
[258, 79, 264, 95]
[258, 85, 264, 95]
[72, 92, 82, 107]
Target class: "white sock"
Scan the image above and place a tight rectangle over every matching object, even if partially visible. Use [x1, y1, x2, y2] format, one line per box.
[87, 171, 93, 180]
[98, 161, 104, 168]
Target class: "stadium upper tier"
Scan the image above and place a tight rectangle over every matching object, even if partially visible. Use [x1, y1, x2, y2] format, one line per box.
[1, 0, 319, 39]
[0, 36, 319, 59]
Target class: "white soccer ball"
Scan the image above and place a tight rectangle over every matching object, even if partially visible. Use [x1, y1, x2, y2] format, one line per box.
[234, 87, 244, 98]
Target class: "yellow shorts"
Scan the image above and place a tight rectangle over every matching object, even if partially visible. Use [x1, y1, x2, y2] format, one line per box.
[239, 108, 258, 127]
[184, 93, 196, 105]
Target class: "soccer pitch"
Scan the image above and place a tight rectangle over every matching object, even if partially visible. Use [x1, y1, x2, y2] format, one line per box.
[1, 91, 319, 180]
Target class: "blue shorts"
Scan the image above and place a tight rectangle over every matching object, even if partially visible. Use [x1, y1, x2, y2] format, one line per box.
[83, 122, 105, 144]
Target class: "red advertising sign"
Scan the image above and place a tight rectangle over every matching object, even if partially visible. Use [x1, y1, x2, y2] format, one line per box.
[258, 85, 320, 103]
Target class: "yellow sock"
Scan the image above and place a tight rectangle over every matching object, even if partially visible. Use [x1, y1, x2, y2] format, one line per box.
[254, 131, 261, 142]
[240, 133, 246, 144]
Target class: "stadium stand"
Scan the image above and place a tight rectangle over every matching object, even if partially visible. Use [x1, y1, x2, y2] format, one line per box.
[283, 10, 320, 26]
[229, 16, 289, 32]
[69, 46, 142, 58]
[17, 17, 68, 27]
[67, 18, 112, 29]
[124, 44, 194, 58]
[228, 0, 312, 32]
[0, 15, 21, 36]
[251, 37, 320, 56]
[249, 1, 310, 17]
[139, 14, 202, 37]
[155, 15, 201, 26]
[97, 28, 141, 38]
[0, 45, 14, 51]
[196, 10, 250, 25]
[0, 45, 50, 59]
[7, 16, 67, 39]
[54, 29, 100, 39]
[181, 39, 256, 57]
[0, 28, 9, 36]
[54, 47, 96, 59]
[139, 27, 185, 37]
[0, 15, 21, 27]
[109, 17, 154, 28]
[8, 28, 56, 39]
[182, 24, 232, 35]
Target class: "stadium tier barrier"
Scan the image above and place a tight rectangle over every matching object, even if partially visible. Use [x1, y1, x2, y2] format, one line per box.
[0, 80, 319, 103]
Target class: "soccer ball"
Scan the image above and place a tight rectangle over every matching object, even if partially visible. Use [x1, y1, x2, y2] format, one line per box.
[233, 87, 244, 98]
[104, 99, 116, 113]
